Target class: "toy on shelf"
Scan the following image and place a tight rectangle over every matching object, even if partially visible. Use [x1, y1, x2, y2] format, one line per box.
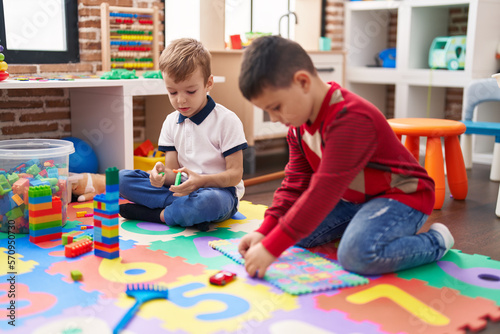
[0, 45, 8, 81]
[142, 70, 162, 79]
[100, 3, 160, 75]
[429, 35, 466, 70]
[114, 284, 168, 334]
[100, 69, 138, 80]
[94, 167, 120, 259]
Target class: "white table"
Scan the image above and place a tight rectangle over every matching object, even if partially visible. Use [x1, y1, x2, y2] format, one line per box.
[1, 77, 224, 173]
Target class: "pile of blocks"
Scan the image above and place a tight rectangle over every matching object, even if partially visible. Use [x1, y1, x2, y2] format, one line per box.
[94, 167, 120, 259]
[1, 158, 66, 234]
[28, 185, 62, 243]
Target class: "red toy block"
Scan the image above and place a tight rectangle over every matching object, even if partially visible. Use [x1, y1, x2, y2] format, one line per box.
[29, 232, 62, 244]
[29, 197, 62, 218]
[133, 139, 154, 157]
[65, 239, 93, 258]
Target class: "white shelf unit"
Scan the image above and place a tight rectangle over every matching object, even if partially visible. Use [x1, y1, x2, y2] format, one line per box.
[345, 0, 500, 164]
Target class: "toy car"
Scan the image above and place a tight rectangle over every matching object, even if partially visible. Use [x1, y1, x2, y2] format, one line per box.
[209, 270, 236, 286]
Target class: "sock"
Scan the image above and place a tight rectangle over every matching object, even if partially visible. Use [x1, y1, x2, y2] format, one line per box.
[194, 222, 211, 232]
[429, 223, 454, 256]
[119, 203, 163, 223]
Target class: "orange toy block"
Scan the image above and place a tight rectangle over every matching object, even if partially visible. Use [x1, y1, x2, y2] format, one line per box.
[11, 194, 24, 206]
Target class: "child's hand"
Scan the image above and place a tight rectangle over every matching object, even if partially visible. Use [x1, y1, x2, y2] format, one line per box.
[242, 242, 276, 278]
[169, 167, 201, 197]
[238, 232, 265, 257]
[150, 162, 166, 188]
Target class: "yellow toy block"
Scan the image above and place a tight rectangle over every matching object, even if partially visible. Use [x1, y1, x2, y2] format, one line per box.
[12, 194, 24, 206]
[76, 211, 87, 218]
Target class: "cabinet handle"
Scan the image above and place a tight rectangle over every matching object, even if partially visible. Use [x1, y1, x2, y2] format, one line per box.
[316, 67, 335, 73]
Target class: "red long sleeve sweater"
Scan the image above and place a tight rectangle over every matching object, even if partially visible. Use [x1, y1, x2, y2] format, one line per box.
[257, 83, 435, 257]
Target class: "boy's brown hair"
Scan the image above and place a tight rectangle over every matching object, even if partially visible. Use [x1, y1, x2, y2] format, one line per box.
[159, 38, 212, 84]
[239, 36, 317, 100]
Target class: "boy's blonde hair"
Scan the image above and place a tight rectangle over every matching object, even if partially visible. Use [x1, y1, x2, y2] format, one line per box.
[159, 38, 212, 84]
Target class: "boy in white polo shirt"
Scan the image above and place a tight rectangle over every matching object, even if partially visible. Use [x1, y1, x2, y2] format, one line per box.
[119, 38, 248, 231]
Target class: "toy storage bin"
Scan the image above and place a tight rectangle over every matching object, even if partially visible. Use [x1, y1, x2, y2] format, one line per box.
[0, 139, 75, 233]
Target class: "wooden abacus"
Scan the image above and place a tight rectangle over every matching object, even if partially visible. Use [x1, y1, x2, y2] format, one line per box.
[100, 3, 160, 74]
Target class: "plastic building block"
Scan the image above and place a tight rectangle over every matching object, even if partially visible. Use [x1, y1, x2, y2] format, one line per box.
[11, 193, 23, 207]
[26, 164, 41, 176]
[133, 140, 155, 157]
[65, 239, 93, 258]
[71, 270, 83, 281]
[62, 231, 80, 245]
[76, 211, 87, 218]
[0, 175, 12, 195]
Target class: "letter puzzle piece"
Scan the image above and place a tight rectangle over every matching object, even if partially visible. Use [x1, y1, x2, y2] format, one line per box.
[315, 274, 500, 333]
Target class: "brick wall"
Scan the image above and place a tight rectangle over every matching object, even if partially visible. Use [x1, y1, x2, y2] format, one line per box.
[0, 0, 164, 141]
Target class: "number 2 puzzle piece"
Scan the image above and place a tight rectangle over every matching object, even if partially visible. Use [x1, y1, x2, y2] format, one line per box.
[315, 274, 500, 334]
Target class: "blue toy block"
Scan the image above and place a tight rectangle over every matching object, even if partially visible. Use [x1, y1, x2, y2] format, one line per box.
[0, 194, 11, 215]
[29, 226, 62, 237]
[94, 249, 119, 259]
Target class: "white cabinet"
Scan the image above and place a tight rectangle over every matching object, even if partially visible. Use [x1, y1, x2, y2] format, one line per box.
[253, 51, 345, 140]
[344, 0, 500, 163]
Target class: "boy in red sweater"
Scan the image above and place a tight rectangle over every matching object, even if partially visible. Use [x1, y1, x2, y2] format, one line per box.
[237, 36, 454, 277]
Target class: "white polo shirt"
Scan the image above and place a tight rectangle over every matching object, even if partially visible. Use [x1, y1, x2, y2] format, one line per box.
[158, 95, 248, 199]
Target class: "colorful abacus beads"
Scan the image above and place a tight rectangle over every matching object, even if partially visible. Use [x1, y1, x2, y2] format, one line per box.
[0, 45, 9, 82]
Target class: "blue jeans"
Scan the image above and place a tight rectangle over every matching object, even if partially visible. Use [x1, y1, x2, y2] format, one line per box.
[119, 169, 238, 227]
[296, 198, 446, 275]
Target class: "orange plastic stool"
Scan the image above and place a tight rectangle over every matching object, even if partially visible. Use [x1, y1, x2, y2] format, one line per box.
[387, 118, 468, 209]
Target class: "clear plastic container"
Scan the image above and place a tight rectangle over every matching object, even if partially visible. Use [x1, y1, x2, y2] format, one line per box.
[0, 139, 75, 233]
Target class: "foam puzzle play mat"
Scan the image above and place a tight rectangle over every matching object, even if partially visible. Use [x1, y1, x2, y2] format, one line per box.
[2, 199, 500, 333]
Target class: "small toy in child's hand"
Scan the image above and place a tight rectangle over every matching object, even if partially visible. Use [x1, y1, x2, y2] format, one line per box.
[209, 270, 236, 286]
[173, 169, 182, 185]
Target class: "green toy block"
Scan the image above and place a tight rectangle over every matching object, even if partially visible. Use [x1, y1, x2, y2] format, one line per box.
[71, 270, 83, 281]
[41, 178, 58, 186]
[62, 231, 80, 245]
[6, 206, 24, 220]
[7, 173, 19, 185]
[74, 235, 93, 243]
[105, 167, 119, 185]
[0, 175, 12, 195]
[28, 185, 52, 198]
[29, 220, 62, 231]
[26, 164, 41, 176]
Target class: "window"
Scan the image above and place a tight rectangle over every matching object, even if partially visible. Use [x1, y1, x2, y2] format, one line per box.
[0, 0, 80, 64]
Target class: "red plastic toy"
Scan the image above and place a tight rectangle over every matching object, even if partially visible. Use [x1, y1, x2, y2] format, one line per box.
[209, 270, 236, 286]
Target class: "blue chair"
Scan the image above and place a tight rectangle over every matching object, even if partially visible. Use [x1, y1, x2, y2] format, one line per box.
[460, 76, 500, 217]
[461, 78, 500, 181]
